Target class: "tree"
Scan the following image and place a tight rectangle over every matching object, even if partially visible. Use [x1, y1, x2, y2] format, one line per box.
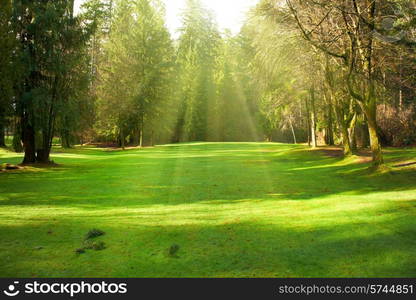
[97, 0, 174, 147]
[0, 0, 15, 147]
[12, 0, 94, 163]
[174, 0, 221, 142]
[253, 0, 415, 166]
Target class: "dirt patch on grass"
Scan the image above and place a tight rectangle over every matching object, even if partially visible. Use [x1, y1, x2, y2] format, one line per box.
[316, 147, 344, 158]
[0, 163, 24, 172]
[356, 157, 372, 164]
[20, 161, 61, 168]
[1, 161, 62, 174]
[313, 147, 372, 164]
[85, 142, 155, 151]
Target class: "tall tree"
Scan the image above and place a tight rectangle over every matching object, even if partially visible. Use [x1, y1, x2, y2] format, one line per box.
[175, 0, 221, 142]
[97, 0, 174, 147]
[0, 0, 15, 147]
[12, 0, 94, 163]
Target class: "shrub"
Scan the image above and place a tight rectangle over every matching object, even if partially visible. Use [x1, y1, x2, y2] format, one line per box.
[377, 104, 416, 147]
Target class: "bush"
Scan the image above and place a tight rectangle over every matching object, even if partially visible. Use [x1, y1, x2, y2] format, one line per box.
[377, 104, 416, 147]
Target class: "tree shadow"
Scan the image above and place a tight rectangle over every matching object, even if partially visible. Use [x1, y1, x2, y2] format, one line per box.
[0, 208, 415, 277]
[0, 143, 415, 209]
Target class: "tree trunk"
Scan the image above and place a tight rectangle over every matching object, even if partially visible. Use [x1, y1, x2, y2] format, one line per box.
[0, 122, 5, 147]
[340, 124, 352, 156]
[311, 114, 317, 148]
[288, 115, 297, 144]
[12, 120, 23, 152]
[36, 128, 54, 164]
[367, 121, 383, 166]
[120, 130, 125, 150]
[348, 113, 358, 152]
[36, 149, 50, 163]
[22, 123, 37, 164]
[305, 98, 311, 146]
[61, 132, 72, 148]
[132, 126, 140, 146]
[326, 104, 334, 146]
[139, 127, 144, 148]
[309, 88, 318, 148]
[138, 113, 145, 147]
[362, 105, 384, 166]
[334, 106, 352, 156]
[150, 130, 154, 146]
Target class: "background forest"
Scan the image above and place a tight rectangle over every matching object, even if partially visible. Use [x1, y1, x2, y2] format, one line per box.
[0, 0, 415, 167]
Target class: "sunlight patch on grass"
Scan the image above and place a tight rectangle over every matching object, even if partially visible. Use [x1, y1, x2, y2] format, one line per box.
[0, 143, 415, 277]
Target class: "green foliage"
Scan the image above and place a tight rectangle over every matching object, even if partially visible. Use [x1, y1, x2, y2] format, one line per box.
[96, 0, 174, 147]
[0, 0, 15, 145]
[174, 0, 221, 142]
[6, 0, 97, 162]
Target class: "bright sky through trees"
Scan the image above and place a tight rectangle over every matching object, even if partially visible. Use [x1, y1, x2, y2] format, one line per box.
[74, 0, 258, 36]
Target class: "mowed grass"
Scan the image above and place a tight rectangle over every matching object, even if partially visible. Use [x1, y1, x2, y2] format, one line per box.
[0, 143, 416, 278]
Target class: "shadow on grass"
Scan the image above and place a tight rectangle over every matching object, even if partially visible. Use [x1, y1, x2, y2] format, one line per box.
[0, 143, 415, 208]
[0, 208, 415, 277]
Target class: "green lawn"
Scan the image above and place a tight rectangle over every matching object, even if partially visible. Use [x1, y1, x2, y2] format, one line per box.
[0, 143, 416, 278]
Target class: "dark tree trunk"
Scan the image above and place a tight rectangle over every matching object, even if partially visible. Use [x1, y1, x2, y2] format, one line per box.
[150, 130, 154, 146]
[334, 105, 352, 156]
[0, 122, 5, 147]
[12, 120, 23, 152]
[356, 122, 370, 149]
[325, 104, 335, 146]
[349, 113, 358, 152]
[119, 129, 125, 150]
[139, 114, 144, 147]
[132, 126, 140, 146]
[362, 103, 384, 166]
[22, 122, 37, 164]
[61, 132, 72, 148]
[0, 103, 6, 147]
[36, 149, 50, 163]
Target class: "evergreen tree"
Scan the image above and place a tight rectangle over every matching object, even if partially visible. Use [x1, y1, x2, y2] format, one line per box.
[175, 0, 221, 142]
[97, 0, 174, 147]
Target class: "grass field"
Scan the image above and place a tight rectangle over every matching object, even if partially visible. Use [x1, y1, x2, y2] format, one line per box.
[0, 143, 416, 278]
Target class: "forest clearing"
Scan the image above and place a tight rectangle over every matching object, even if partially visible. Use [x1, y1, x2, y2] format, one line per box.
[1, 143, 416, 277]
[1, 0, 415, 281]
